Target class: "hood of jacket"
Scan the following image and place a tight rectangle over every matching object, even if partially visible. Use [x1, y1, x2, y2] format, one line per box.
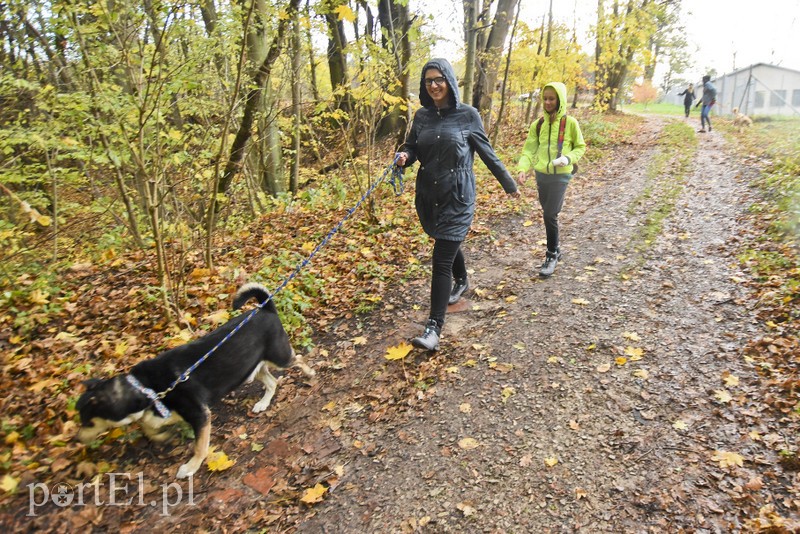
[543, 81, 567, 120]
[419, 58, 461, 110]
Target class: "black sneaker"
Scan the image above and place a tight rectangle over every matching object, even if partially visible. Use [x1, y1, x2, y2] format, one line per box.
[539, 249, 561, 277]
[411, 319, 440, 351]
[448, 277, 469, 305]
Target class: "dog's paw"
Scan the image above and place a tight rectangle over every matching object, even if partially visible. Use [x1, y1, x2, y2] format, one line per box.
[176, 464, 196, 479]
[252, 395, 275, 413]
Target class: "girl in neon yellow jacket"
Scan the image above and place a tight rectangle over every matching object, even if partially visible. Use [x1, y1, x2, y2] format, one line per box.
[517, 82, 586, 277]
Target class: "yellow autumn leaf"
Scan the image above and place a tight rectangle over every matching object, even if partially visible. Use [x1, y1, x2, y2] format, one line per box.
[522, 220, 533, 227]
[1, 474, 18, 494]
[585, 342, 596, 351]
[572, 298, 590, 305]
[29, 289, 49, 305]
[633, 369, 649, 379]
[722, 373, 739, 387]
[615, 357, 628, 366]
[206, 309, 230, 326]
[501, 387, 516, 403]
[384, 342, 413, 361]
[547, 356, 559, 364]
[5, 431, 19, 445]
[544, 457, 558, 467]
[334, 4, 356, 22]
[623, 332, 641, 342]
[673, 420, 688, 430]
[301, 241, 315, 253]
[114, 341, 128, 357]
[445, 366, 460, 374]
[351, 336, 367, 346]
[505, 295, 518, 303]
[459, 403, 471, 414]
[28, 378, 60, 393]
[714, 390, 733, 403]
[206, 447, 235, 472]
[711, 450, 744, 469]
[624, 346, 644, 360]
[458, 437, 480, 450]
[301, 483, 328, 504]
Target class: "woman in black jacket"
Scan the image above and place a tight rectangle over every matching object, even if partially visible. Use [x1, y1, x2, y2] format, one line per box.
[395, 58, 519, 351]
[678, 83, 695, 118]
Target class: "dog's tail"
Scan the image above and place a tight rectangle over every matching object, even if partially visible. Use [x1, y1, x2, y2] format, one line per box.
[233, 282, 277, 312]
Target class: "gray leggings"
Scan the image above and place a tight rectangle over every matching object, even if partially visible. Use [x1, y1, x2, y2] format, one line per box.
[535, 173, 570, 252]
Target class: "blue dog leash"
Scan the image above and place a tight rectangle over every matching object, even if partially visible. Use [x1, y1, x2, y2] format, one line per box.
[135, 161, 405, 409]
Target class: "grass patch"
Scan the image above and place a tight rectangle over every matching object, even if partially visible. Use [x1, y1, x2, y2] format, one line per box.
[623, 120, 698, 272]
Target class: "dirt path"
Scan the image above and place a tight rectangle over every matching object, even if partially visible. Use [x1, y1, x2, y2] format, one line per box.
[290, 116, 768, 532]
[16, 116, 790, 532]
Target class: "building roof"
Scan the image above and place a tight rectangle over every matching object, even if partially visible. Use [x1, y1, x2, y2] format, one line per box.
[713, 62, 800, 81]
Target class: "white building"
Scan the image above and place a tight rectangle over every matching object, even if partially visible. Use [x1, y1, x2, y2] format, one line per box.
[664, 63, 800, 117]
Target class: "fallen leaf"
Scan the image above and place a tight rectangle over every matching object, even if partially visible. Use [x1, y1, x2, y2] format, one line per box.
[673, 420, 688, 431]
[458, 438, 480, 450]
[351, 336, 367, 345]
[596, 363, 611, 373]
[711, 450, 744, 469]
[519, 454, 533, 467]
[623, 332, 641, 341]
[456, 502, 477, 517]
[206, 309, 230, 326]
[522, 220, 533, 227]
[544, 457, 558, 467]
[384, 342, 413, 361]
[572, 298, 590, 305]
[575, 487, 587, 499]
[633, 369, 649, 379]
[624, 346, 644, 360]
[207, 447, 236, 472]
[722, 373, 739, 387]
[569, 420, 580, 430]
[714, 390, 733, 404]
[501, 387, 516, 403]
[1, 474, 18, 494]
[459, 403, 472, 414]
[615, 357, 628, 366]
[300, 483, 328, 504]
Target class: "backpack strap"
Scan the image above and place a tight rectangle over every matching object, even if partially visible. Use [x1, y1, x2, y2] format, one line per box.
[556, 115, 567, 159]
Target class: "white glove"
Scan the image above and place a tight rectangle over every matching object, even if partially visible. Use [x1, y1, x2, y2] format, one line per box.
[552, 156, 569, 168]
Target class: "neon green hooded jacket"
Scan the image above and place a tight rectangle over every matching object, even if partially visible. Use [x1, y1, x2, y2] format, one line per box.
[517, 82, 586, 179]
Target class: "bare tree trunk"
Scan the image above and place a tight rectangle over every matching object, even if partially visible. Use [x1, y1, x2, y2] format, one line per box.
[462, 0, 478, 105]
[491, 0, 521, 143]
[290, 13, 302, 195]
[376, 0, 411, 140]
[472, 0, 520, 119]
[215, 0, 300, 197]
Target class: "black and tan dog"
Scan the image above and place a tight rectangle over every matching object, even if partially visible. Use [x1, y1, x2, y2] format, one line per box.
[75, 282, 315, 479]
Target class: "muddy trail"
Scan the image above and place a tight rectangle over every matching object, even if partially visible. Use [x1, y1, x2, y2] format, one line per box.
[13, 116, 797, 533]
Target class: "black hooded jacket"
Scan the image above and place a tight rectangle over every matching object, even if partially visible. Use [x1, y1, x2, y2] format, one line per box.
[401, 58, 517, 241]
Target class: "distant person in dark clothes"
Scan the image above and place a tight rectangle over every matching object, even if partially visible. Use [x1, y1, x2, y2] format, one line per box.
[695, 75, 717, 132]
[395, 58, 520, 352]
[678, 83, 695, 117]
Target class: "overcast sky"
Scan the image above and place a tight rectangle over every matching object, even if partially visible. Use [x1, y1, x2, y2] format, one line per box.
[423, 0, 800, 81]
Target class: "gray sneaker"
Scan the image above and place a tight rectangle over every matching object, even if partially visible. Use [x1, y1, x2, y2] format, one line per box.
[411, 319, 440, 351]
[539, 249, 562, 277]
[448, 277, 469, 305]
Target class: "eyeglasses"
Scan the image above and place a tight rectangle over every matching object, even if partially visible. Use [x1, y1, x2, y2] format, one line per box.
[424, 76, 447, 87]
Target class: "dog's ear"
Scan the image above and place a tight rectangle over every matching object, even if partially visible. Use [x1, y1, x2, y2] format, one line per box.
[81, 378, 103, 391]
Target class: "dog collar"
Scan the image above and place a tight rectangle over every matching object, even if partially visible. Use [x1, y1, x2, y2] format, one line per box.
[125, 374, 171, 418]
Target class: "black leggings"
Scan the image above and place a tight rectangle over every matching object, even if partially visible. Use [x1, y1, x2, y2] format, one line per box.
[429, 238, 465, 326]
[536, 177, 569, 252]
